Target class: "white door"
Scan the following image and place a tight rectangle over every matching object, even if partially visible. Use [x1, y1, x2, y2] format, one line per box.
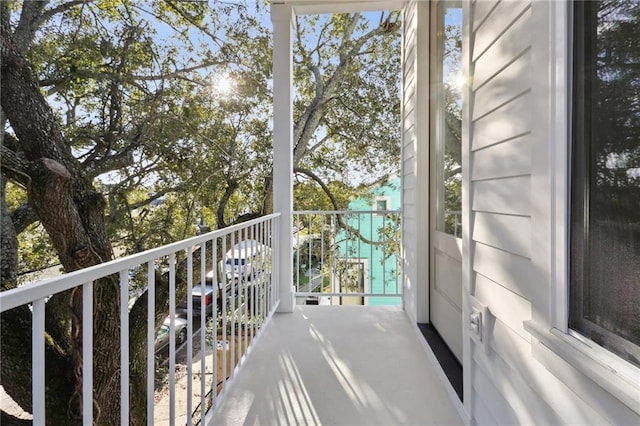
[429, 0, 463, 363]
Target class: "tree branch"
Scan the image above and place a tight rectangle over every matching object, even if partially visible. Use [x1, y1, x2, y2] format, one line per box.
[38, 1, 94, 27]
[10, 203, 38, 235]
[39, 60, 225, 93]
[1, 410, 32, 425]
[163, 0, 221, 46]
[84, 148, 134, 178]
[13, 1, 47, 54]
[0, 145, 32, 187]
[126, 185, 185, 210]
[217, 179, 239, 229]
[294, 167, 389, 247]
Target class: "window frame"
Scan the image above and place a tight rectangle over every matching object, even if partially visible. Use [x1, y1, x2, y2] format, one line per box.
[523, 0, 640, 416]
[373, 195, 391, 214]
[569, 0, 640, 369]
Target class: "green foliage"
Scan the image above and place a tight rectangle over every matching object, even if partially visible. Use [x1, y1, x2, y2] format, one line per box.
[4, 1, 402, 281]
[293, 12, 402, 186]
[5, 0, 276, 265]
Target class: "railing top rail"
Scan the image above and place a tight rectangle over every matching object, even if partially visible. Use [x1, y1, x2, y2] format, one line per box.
[294, 209, 401, 215]
[0, 213, 280, 312]
[295, 292, 402, 297]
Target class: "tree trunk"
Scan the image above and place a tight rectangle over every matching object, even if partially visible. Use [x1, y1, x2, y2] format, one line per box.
[2, 9, 130, 424]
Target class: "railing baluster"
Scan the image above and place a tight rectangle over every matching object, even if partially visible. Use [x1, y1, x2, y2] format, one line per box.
[270, 218, 274, 312]
[266, 219, 271, 314]
[308, 214, 312, 293]
[260, 221, 265, 331]
[239, 228, 244, 364]
[168, 254, 176, 426]
[83, 281, 94, 423]
[396, 212, 401, 295]
[295, 214, 300, 292]
[256, 222, 261, 333]
[0, 214, 280, 424]
[230, 231, 235, 378]
[273, 216, 279, 308]
[254, 225, 258, 335]
[222, 236, 228, 389]
[358, 213, 362, 297]
[370, 211, 374, 295]
[119, 270, 129, 426]
[382, 214, 387, 298]
[32, 298, 46, 424]
[147, 261, 155, 423]
[186, 248, 193, 426]
[241, 229, 246, 352]
[200, 241, 206, 423]
[211, 236, 218, 414]
[247, 226, 252, 347]
[321, 214, 325, 296]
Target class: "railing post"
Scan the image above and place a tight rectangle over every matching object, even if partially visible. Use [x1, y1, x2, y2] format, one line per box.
[32, 298, 45, 424]
[119, 270, 129, 426]
[272, 2, 295, 312]
[146, 261, 155, 423]
[82, 282, 94, 423]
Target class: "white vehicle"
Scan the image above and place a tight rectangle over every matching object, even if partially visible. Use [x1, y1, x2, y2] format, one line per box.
[224, 240, 268, 280]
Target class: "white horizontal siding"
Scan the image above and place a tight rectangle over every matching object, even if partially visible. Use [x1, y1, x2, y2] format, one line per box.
[532, 340, 640, 425]
[472, 7, 531, 91]
[472, 136, 531, 180]
[475, 273, 531, 341]
[402, 0, 419, 323]
[471, 50, 531, 121]
[472, 176, 531, 216]
[472, 92, 532, 150]
[491, 320, 613, 425]
[472, 0, 530, 62]
[472, 212, 531, 258]
[472, 0, 499, 33]
[472, 360, 521, 425]
[468, 1, 540, 423]
[471, 393, 497, 426]
[474, 345, 564, 425]
[467, 0, 639, 424]
[472, 243, 533, 301]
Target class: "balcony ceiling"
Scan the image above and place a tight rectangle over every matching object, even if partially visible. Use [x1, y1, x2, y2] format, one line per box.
[212, 306, 462, 425]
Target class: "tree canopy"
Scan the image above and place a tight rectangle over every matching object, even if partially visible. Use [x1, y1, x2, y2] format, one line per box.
[0, 1, 401, 423]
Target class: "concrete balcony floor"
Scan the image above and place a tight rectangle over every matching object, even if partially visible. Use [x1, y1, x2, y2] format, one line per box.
[211, 305, 463, 425]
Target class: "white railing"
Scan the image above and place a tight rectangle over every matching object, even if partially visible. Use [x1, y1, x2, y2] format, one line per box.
[0, 213, 280, 425]
[293, 210, 402, 306]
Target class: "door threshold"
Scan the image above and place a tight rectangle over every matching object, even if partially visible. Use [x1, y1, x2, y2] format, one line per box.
[417, 323, 463, 401]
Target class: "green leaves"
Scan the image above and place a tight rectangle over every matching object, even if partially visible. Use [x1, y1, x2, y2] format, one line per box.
[293, 11, 402, 189]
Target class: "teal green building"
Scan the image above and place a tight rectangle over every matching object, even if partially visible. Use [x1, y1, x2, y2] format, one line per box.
[335, 177, 401, 306]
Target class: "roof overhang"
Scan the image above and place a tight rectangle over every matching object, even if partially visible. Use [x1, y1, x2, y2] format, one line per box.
[271, 0, 406, 15]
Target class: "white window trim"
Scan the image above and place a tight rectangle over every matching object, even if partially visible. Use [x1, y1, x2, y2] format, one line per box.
[373, 195, 391, 214]
[523, 1, 640, 416]
[331, 258, 369, 306]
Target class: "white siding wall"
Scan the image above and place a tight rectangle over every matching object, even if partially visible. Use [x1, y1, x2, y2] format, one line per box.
[467, 1, 639, 424]
[402, 0, 430, 325]
[402, 0, 418, 323]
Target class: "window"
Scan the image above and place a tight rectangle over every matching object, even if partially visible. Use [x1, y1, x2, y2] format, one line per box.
[571, 0, 640, 367]
[373, 196, 390, 214]
[434, 0, 462, 238]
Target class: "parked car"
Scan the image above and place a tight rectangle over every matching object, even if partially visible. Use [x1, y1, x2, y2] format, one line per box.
[176, 269, 240, 317]
[154, 315, 188, 354]
[224, 240, 268, 280]
[177, 283, 216, 317]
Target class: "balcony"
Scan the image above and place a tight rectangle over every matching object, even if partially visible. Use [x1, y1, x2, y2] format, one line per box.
[210, 305, 461, 425]
[0, 211, 462, 425]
